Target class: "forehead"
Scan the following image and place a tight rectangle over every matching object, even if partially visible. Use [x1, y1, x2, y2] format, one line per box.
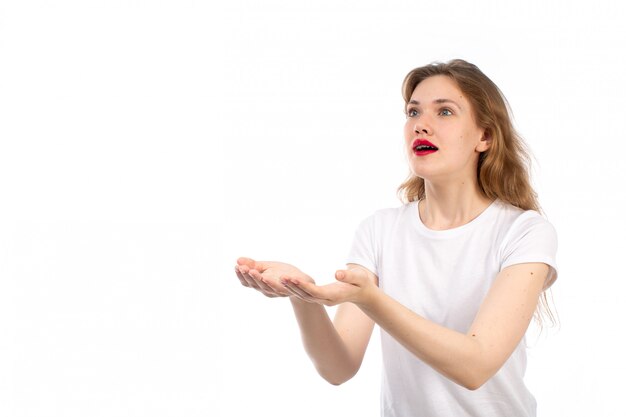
[409, 75, 467, 104]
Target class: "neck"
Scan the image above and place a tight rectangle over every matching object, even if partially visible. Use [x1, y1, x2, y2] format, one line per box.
[419, 179, 494, 230]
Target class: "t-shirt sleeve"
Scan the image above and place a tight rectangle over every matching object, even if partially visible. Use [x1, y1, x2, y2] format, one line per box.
[345, 214, 379, 277]
[500, 211, 558, 289]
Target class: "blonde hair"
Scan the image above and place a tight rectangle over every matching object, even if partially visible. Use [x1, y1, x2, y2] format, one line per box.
[397, 59, 557, 327]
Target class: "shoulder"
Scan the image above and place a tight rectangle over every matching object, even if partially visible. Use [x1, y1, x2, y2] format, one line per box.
[490, 200, 556, 238]
[494, 200, 559, 287]
[505, 202, 555, 238]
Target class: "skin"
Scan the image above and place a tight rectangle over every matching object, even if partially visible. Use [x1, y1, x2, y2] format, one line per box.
[234, 75, 549, 390]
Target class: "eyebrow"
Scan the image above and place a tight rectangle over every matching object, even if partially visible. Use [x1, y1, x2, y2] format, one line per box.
[407, 98, 462, 109]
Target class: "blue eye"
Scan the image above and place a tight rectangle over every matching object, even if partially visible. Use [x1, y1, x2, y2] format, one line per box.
[440, 108, 453, 116]
[407, 108, 419, 117]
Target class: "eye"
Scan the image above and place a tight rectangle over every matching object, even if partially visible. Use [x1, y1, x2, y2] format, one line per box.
[440, 108, 453, 116]
[406, 107, 419, 118]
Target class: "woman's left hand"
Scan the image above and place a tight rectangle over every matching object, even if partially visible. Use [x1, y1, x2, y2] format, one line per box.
[281, 265, 378, 307]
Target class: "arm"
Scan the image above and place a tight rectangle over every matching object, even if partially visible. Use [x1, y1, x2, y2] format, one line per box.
[290, 297, 375, 385]
[283, 262, 549, 390]
[235, 258, 375, 385]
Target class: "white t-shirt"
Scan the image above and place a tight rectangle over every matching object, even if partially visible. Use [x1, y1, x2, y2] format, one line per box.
[346, 199, 558, 417]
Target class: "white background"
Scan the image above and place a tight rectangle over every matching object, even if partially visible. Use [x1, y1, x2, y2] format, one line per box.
[1, 1, 624, 416]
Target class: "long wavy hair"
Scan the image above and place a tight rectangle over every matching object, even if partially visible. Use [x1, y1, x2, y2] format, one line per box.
[397, 59, 540, 213]
[397, 59, 556, 327]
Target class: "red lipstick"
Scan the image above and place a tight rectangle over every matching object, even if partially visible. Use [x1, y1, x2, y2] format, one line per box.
[412, 139, 439, 156]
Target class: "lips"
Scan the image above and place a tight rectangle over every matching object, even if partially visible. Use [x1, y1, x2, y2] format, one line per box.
[412, 139, 439, 156]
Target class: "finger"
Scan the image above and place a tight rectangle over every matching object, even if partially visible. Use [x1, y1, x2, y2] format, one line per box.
[235, 266, 251, 288]
[284, 279, 332, 303]
[237, 257, 257, 268]
[238, 265, 262, 290]
[237, 257, 269, 273]
[282, 284, 307, 301]
[250, 269, 287, 296]
[260, 275, 290, 296]
[282, 283, 317, 303]
[248, 269, 272, 291]
[236, 257, 251, 265]
[292, 279, 332, 301]
[237, 265, 284, 297]
[290, 284, 337, 307]
[335, 268, 364, 286]
[281, 279, 318, 302]
[283, 281, 341, 307]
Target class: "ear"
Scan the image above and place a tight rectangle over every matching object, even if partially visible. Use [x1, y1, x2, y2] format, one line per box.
[476, 129, 492, 152]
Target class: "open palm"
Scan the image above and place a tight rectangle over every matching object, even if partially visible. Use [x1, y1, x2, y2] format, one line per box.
[235, 257, 315, 298]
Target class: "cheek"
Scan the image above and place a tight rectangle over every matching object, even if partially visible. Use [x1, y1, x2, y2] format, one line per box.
[403, 121, 413, 138]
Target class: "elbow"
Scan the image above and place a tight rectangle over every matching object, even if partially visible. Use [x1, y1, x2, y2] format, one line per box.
[326, 378, 345, 386]
[454, 343, 501, 390]
[461, 378, 486, 391]
[448, 358, 496, 390]
[456, 367, 497, 391]
[320, 371, 355, 386]
[317, 365, 358, 386]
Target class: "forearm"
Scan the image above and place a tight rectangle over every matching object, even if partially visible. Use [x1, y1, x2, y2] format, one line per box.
[290, 297, 358, 385]
[356, 288, 489, 390]
[282, 263, 545, 390]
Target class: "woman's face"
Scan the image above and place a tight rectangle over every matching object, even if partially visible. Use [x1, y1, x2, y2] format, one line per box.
[404, 75, 490, 184]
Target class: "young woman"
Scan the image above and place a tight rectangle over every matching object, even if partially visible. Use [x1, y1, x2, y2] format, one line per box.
[234, 59, 558, 417]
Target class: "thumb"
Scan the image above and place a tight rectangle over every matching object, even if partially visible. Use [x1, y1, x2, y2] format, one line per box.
[335, 268, 363, 285]
[237, 257, 268, 271]
[237, 257, 255, 267]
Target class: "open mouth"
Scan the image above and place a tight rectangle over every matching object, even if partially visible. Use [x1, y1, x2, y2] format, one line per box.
[413, 144, 439, 152]
[412, 139, 439, 155]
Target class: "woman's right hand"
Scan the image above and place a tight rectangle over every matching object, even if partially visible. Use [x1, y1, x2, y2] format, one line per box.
[234, 257, 315, 298]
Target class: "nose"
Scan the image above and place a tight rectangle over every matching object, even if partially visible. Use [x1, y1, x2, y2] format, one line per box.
[413, 116, 431, 135]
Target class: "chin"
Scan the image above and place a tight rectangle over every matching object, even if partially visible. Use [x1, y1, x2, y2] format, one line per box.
[409, 164, 434, 180]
